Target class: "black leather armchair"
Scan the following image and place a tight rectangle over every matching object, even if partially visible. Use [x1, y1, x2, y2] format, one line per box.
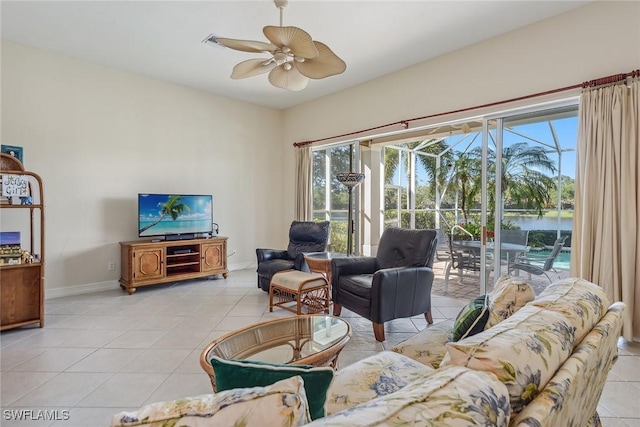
[256, 221, 330, 292]
[331, 227, 437, 342]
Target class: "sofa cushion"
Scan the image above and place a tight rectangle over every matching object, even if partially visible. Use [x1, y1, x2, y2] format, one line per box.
[209, 356, 333, 420]
[510, 302, 625, 427]
[307, 365, 511, 427]
[391, 319, 455, 369]
[453, 294, 490, 341]
[441, 305, 577, 416]
[111, 376, 310, 427]
[485, 276, 535, 329]
[326, 351, 435, 415]
[528, 277, 610, 343]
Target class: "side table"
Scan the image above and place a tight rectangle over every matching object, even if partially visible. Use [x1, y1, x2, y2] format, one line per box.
[304, 252, 348, 287]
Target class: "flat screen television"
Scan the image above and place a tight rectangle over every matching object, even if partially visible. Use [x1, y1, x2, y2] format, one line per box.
[138, 194, 213, 239]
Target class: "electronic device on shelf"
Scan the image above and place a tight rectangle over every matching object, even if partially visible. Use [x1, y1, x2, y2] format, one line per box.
[173, 249, 192, 255]
[138, 193, 214, 240]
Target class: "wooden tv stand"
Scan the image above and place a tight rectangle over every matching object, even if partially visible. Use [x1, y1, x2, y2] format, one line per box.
[119, 237, 228, 295]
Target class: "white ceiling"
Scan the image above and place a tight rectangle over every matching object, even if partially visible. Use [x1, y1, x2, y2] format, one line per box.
[1, 1, 590, 110]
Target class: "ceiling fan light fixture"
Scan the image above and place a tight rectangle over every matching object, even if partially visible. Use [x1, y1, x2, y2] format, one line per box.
[210, 0, 345, 90]
[269, 64, 309, 91]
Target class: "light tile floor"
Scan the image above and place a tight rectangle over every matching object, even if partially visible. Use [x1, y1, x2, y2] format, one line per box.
[0, 267, 638, 426]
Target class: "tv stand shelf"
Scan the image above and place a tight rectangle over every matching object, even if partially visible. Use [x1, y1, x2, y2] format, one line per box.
[119, 237, 228, 295]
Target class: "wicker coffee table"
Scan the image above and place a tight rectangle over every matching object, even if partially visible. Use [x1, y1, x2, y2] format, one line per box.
[200, 315, 351, 391]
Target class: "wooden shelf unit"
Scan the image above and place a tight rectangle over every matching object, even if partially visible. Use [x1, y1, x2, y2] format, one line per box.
[119, 237, 228, 295]
[0, 153, 45, 331]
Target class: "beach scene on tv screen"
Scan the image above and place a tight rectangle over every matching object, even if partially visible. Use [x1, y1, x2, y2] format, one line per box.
[139, 194, 212, 237]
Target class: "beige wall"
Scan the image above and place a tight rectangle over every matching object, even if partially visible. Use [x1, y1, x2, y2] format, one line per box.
[282, 1, 640, 218]
[2, 1, 639, 296]
[1, 41, 285, 296]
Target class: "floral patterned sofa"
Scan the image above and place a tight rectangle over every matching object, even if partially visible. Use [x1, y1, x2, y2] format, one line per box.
[111, 278, 624, 427]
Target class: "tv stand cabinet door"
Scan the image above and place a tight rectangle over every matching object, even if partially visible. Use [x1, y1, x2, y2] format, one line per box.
[201, 240, 227, 276]
[133, 247, 165, 283]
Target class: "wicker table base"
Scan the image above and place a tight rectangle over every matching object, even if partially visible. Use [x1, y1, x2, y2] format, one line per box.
[200, 315, 351, 391]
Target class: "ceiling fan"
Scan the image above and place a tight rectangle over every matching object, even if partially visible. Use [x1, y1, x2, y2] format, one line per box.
[205, 0, 346, 91]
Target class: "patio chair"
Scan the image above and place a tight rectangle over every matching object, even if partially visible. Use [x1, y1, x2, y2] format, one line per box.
[435, 228, 452, 262]
[443, 225, 493, 292]
[508, 236, 568, 283]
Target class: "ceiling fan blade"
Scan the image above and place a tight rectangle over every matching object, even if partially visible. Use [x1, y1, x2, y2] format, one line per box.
[263, 26, 318, 59]
[230, 58, 276, 79]
[296, 41, 346, 79]
[268, 64, 309, 91]
[215, 37, 277, 53]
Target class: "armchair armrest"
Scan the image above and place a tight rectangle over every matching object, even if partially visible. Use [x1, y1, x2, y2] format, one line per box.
[256, 248, 290, 263]
[332, 257, 377, 277]
[370, 266, 435, 323]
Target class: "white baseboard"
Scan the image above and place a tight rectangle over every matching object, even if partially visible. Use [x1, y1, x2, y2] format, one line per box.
[45, 264, 257, 299]
[45, 280, 119, 300]
[228, 261, 256, 271]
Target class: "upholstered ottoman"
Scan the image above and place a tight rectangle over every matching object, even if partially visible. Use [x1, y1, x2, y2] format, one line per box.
[269, 270, 330, 315]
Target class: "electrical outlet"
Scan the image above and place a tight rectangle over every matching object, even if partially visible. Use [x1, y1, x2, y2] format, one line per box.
[108, 261, 116, 271]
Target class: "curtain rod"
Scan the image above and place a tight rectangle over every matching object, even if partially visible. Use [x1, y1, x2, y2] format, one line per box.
[293, 69, 639, 148]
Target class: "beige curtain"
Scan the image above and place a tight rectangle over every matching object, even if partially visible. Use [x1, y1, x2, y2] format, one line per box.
[294, 145, 312, 221]
[572, 77, 639, 342]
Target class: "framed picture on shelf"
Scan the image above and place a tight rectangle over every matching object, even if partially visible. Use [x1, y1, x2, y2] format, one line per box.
[1, 145, 24, 164]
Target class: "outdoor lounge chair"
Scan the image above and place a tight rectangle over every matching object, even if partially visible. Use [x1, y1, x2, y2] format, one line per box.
[508, 235, 568, 283]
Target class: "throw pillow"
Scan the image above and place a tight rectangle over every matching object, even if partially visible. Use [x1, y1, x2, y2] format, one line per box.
[485, 276, 535, 329]
[210, 356, 334, 420]
[111, 375, 310, 427]
[452, 294, 490, 341]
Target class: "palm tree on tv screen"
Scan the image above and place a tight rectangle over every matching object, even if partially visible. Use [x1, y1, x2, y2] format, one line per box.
[139, 195, 190, 234]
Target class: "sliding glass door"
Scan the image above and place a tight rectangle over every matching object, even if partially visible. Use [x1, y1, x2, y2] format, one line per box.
[311, 142, 361, 253]
[486, 104, 578, 293]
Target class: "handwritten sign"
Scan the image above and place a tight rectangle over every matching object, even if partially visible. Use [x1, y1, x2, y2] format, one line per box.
[2, 174, 29, 197]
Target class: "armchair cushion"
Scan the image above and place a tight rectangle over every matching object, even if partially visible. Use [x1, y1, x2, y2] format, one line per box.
[376, 227, 437, 269]
[287, 221, 331, 259]
[335, 274, 373, 299]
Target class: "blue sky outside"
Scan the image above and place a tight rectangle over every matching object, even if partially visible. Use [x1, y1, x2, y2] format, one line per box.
[393, 115, 579, 187]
